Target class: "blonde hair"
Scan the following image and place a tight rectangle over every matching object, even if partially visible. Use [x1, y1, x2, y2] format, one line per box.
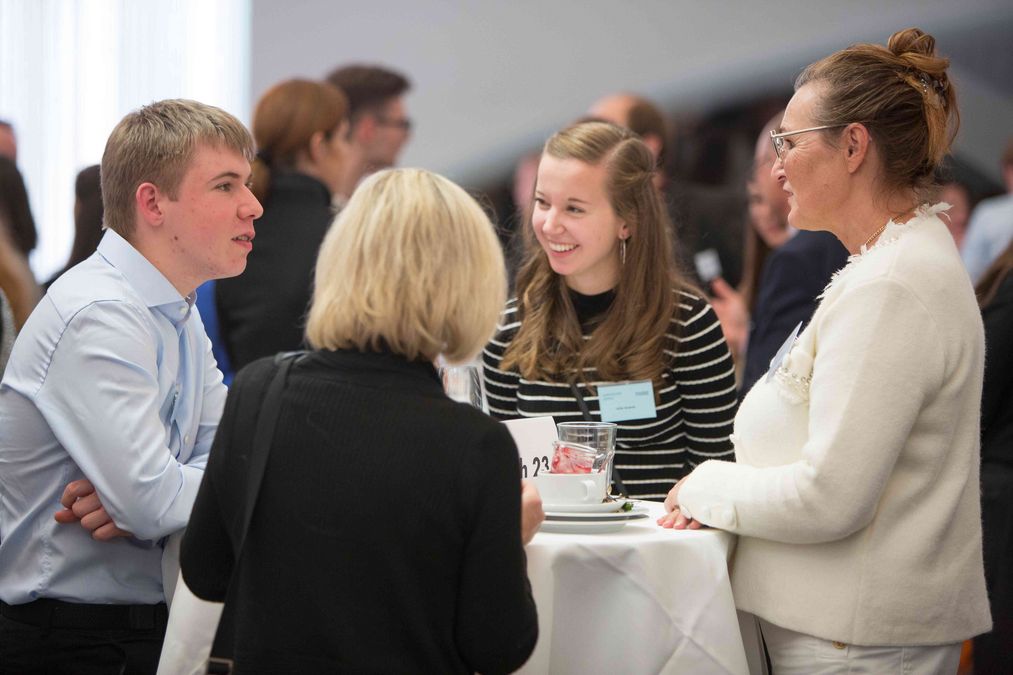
[306, 168, 506, 363]
[501, 121, 684, 385]
[796, 27, 959, 197]
[101, 99, 255, 238]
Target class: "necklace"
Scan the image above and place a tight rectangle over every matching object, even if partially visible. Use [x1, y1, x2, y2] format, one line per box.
[862, 206, 918, 252]
[862, 223, 888, 250]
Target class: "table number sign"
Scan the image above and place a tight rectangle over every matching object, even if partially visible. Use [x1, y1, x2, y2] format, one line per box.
[502, 416, 558, 479]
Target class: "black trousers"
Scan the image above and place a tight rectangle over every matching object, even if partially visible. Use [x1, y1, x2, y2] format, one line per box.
[0, 600, 167, 675]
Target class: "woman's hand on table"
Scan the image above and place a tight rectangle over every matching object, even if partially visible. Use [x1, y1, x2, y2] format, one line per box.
[658, 477, 703, 530]
[520, 480, 545, 545]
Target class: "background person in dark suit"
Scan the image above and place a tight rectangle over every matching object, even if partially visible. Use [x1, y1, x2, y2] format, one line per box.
[710, 112, 847, 394]
[972, 239, 1013, 673]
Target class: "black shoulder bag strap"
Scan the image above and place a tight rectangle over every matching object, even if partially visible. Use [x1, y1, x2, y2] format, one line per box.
[235, 351, 298, 552]
[207, 351, 300, 674]
[568, 381, 628, 498]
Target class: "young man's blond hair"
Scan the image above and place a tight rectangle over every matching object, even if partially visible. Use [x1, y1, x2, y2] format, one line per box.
[101, 99, 254, 238]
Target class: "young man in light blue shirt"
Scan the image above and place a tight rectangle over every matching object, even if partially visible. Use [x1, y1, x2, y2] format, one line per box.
[0, 99, 262, 674]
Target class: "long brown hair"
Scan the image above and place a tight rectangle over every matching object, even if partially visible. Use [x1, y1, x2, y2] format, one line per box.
[0, 156, 37, 255]
[740, 110, 788, 312]
[500, 121, 684, 385]
[976, 239, 1013, 310]
[251, 79, 348, 201]
[739, 220, 772, 314]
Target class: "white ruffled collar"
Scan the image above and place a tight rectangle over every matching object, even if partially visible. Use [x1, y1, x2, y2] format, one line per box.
[819, 202, 949, 300]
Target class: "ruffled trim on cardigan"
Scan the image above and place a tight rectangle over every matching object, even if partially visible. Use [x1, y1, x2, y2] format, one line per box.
[773, 343, 814, 404]
[817, 202, 950, 301]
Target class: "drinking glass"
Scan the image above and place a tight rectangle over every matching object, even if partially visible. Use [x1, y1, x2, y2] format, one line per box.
[549, 440, 599, 474]
[556, 421, 617, 487]
[439, 363, 485, 410]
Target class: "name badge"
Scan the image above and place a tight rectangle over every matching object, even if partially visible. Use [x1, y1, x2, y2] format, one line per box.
[766, 321, 803, 383]
[598, 380, 657, 422]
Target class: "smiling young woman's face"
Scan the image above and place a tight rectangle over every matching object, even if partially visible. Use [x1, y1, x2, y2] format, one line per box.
[531, 154, 628, 295]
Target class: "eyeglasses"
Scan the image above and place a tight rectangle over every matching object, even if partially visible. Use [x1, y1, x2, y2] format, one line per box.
[375, 115, 412, 132]
[769, 124, 849, 160]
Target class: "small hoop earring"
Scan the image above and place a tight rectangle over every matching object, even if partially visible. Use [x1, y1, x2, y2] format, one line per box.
[621, 238, 627, 266]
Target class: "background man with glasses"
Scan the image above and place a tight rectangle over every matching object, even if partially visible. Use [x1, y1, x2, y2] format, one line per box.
[327, 63, 412, 205]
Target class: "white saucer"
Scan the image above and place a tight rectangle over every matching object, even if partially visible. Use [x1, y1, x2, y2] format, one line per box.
[543, 509, 649, 522]
[539, 513, 648, 535]
[541, 499, 633, 514]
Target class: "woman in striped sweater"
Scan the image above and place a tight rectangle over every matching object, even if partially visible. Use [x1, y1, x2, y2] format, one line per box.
[483, 122, 737, 501]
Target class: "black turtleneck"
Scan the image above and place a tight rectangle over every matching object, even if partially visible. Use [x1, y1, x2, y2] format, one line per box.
[568, 287, 616, 326]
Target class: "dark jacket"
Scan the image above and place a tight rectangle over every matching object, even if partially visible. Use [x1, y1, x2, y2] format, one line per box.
[741, 230, 848, 395]
[975, 271, 1013, 673]
[181, 348, 538, 674]
[216, 172, 335, 371]
[981, 272, 1013, 467]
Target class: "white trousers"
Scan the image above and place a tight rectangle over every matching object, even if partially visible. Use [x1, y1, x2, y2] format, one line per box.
[758, 618, 961, 675]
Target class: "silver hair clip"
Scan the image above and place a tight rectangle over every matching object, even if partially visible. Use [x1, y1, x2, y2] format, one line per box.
[914, 73, 947, 109]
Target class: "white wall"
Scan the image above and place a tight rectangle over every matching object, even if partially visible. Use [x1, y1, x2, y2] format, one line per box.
[0, 0, 252, 278]
[251, 0, 1013, 188]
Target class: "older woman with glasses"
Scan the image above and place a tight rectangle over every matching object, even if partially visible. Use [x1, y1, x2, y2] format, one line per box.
[660, 27, 991, 672]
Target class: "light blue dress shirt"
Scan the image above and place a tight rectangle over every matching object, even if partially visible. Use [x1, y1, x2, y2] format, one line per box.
[0, 229, 226, 605]
[962, 192, 1013, 283]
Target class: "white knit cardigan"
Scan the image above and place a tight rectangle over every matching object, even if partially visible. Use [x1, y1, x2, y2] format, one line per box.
[680, 205, 992, 646]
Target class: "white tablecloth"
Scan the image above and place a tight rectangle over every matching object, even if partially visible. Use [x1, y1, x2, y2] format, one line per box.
[158, 502, 754, 675]
[521, 501, 750, 675]
[156, 573, 223, 675]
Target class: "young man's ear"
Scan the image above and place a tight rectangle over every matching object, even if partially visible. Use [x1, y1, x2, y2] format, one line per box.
[135, 182, 165, 228]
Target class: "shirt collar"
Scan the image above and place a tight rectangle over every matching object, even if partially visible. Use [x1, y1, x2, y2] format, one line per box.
[97, 229, 195, 322]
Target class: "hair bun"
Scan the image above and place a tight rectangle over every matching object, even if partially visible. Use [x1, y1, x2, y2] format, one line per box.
[888, 27, 937, 59]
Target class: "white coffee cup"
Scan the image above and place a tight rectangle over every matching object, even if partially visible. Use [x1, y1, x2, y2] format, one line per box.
[533, 471, 608, 507]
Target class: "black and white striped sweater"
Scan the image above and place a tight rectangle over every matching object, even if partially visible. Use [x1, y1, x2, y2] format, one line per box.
[483, 289, 737, 500]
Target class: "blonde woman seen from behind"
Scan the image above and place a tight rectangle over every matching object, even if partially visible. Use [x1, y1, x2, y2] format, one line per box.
[181, 168, 540, 673]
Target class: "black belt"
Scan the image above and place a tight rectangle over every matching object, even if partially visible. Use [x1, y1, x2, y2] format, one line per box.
[0, 599, 168, 630]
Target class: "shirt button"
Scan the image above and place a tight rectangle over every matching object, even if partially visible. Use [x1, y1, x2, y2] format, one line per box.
[832, 641, 847, 650]
[184, 434, 190, 445]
